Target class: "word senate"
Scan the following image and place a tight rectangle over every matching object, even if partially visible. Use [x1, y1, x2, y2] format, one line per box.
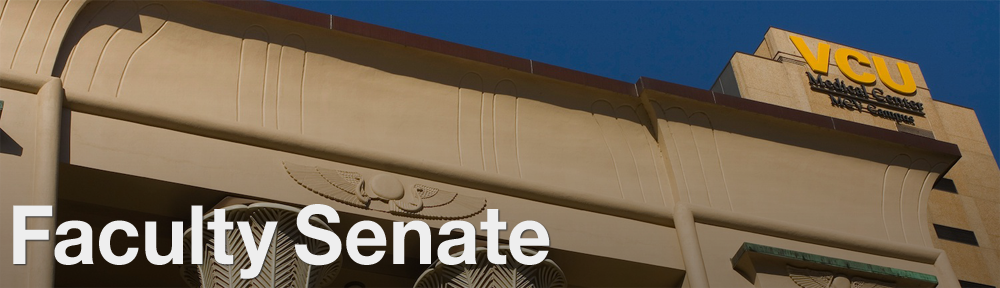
[12, 205, 550, 279]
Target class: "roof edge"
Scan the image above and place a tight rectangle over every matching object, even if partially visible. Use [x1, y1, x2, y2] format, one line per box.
[203, 0, 636, 97]
[204, 0, 959, 158]
[636, 76, 962, 158]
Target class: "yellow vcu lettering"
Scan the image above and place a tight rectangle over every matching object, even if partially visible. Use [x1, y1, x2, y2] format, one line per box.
[872, 56, 917, 94]
[789, 35, 830, 74]
[834, 48, 876, 84]
[789, 35, 917, 95]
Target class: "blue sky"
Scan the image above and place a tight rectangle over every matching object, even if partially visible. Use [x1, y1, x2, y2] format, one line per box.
[276, 1, 1000, 165]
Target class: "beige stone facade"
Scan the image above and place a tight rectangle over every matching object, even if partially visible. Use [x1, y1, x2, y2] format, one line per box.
[0, 1, 995, 287]
[717, 28, 1000, 287]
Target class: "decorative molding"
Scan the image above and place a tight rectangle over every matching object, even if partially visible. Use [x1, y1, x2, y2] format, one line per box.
[413, 246, 567, 288]
[457, 72, 485, 171]
[284, 162, 487, 220]
[788, 265, 894, 288]
[881, 155, 949, 246]
[60, 1, 169, 96]
[731, 242, 937, 285]
[788, 265, 836, 288]
[180, 203, 342, 288]
[235, 26, 308, 133]
[457, 73, 522, 178]
[652, 103, 730, 209]
[592, 100, 669, 205]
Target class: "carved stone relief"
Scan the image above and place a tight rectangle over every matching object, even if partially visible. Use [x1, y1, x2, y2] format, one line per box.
[881, 154, 948, 245]
[457, 73, 522, 178]
[788, 265, 893, 288]
[60, 1, 169, 96]
[413, 246, 567, 288]
[3, 0, 85, 74]
[237, 27, 306, 132]
[591, 100, 669, 205]
[180, 203, 342, 288]
[652, 101, 732, 210]
[284, 162, 487, 219]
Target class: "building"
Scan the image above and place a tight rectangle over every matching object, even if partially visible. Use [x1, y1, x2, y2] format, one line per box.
[1, 0, 997, 287]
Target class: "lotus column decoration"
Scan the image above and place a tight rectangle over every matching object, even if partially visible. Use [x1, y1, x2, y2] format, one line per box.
[180, 203, 342, 288]
[413, 246, 567, 288]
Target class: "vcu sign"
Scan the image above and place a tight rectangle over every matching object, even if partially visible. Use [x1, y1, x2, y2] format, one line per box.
[788, 35, 924, 125]
[789, 35, 917, 95]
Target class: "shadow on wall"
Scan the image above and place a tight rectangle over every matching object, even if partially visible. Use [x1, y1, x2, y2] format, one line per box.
[0, 129, 23, 156]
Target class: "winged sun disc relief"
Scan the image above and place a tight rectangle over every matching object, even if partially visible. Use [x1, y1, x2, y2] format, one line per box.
[787, 265, 894, 288]
[283, 162, 487, 220]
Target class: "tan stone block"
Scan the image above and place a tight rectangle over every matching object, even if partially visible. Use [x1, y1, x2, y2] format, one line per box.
[973, 232, 997, 255]
[952, 135, 998, 158]
[929, 190, 971, 229]
[754, 40, 771, 58]
[868, 115, 896, 130]
[996, 249, 1000, 273]
[937, 241, 992, 283]
[977, 199, 1000, 236]
[902, 88, 937, 132]
[921, 100, 951, 142]
[732, 54, 807, 102]
[763, 28, 797, 59]
[981, 247, 1000, 286]
[780, 62, 815, 110]
[963, 182, 1000, 206]
[950, 151, 1000, 176]
[744, 87, 796, 109]
[935, 101, 991, 144]
[857, 114, 880, 127]
[946, 154, 1000, 202]
[958, 192, 993, 248]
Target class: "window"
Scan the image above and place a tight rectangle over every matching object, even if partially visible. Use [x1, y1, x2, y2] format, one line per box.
[933, 178, 958, 194]
[959, 280, 995, 288]
[933, 224, 979, 246]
